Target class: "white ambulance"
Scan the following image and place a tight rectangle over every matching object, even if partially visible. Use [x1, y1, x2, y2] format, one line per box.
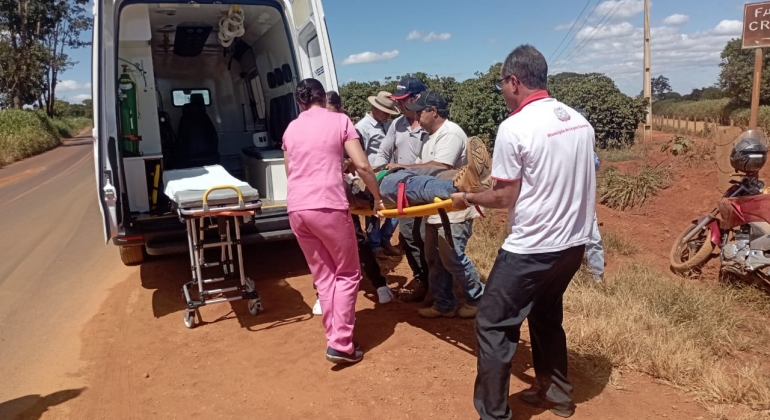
[92, 0, 337, 264]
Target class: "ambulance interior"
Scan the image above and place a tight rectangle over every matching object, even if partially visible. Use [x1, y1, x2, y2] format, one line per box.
[117, 3, 308, 215]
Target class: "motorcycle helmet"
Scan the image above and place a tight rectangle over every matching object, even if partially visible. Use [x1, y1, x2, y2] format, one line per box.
[730, 130, 768, 173]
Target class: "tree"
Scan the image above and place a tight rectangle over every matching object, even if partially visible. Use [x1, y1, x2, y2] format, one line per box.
[0, 0, 91, 113]
[549, 72, 647, 148]
[450, 64, 508, 149]
[652, 75, 672, 100]
[40, 0, 92, 117]
[719, 38, 770, 106]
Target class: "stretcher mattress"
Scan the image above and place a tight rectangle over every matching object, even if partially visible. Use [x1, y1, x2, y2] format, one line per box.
[163, 165, 260, 209]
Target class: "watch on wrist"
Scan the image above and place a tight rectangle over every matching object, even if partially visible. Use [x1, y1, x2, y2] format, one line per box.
[462, 192, 472, 207]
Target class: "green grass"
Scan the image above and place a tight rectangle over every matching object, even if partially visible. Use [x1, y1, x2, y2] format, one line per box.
[0, 110, 91, 167]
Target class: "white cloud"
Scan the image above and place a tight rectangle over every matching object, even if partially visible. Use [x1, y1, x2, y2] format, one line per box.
[594, 0, 645, 20]
[663, 14, 690, 25]
[72, 94, 92, 103]
[555, 22, 575, 31]
[576, 22, 635, 41]
[342, 50, 399, 65]
[57, 80, 91, 91]
[551, 17, 744, 95]
[406, 30, 422, 41]
[714, 19, 742, 35]
[405, 30, 451, 42]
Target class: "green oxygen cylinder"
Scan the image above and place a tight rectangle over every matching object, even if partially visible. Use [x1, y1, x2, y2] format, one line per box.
[118, 66, 140, 155]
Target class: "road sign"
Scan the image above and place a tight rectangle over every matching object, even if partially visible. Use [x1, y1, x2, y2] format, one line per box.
[743, 2, 770, 49]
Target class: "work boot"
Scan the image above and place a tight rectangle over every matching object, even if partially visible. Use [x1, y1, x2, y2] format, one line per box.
[381, 242, 401, 256]
[518, 389, 575, 418]
[457, 303, 478, 319]
[403, 281, 428, 302]
[453, 136, 492, 193]
[418, 306, 457, 318]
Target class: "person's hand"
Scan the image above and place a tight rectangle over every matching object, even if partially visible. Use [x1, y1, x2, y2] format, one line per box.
[451, 192, 469, 210]
[386, 163, 403, 170]
[342, 158, 355, 174]
[373, 200, 386, 218]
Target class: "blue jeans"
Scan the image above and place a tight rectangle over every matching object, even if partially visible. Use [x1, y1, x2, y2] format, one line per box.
[379, 170, 457, 208]
[425, 219, 484, 312]
[366, 217, 398, 252]
[585, 214, 604, 278]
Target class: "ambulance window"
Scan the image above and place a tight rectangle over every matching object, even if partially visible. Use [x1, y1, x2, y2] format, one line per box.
[172, 89, 211, 107]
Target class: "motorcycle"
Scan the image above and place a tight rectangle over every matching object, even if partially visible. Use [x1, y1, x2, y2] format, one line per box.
[669, 130, 770, 289]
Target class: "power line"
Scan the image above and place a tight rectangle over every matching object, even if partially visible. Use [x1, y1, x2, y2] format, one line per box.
[551, 0, 603, 64]
[548, 0, 593, 62]
[561, 0, 629, 65]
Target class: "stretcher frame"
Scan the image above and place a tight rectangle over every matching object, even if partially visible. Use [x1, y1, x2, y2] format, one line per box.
[176, 184, 263, 329]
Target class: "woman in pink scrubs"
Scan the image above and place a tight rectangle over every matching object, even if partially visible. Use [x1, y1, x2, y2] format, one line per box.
[282, 78, 384, 364]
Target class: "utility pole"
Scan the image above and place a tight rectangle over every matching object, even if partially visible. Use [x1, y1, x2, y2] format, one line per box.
[642, 0, 652, 143]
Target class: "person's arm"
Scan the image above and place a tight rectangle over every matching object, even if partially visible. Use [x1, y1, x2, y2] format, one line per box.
[344, 139, 385, 214]
[451, 179, 520, 209]
[283, 151, 290, 176]
[373, 121, 397, 168]
[388, 132, 461, 170]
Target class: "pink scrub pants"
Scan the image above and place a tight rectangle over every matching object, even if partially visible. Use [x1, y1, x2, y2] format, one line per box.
[289, 208, 361, 354]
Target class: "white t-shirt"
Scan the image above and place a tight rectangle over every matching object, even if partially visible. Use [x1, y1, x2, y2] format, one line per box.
[416, 120, 467, 168]
[491, 97, 596, 254]
[416, 120, 478, 224]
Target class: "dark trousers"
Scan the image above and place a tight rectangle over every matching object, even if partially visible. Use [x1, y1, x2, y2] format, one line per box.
[398, 217, 429, 284]
[352, 215, 386, 289]
[474, 245, 585, 420]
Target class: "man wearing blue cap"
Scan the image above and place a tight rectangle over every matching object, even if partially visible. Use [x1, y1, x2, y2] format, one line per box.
[373, 77, 431, 302]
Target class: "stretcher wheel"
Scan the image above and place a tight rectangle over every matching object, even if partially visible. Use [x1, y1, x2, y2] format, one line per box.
[248, 298, 262, 316]
[119, 246, 144, 266]
[184, 309, 196, 328]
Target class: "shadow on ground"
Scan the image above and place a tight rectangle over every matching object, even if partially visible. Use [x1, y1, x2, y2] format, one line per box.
[139, 239, 312, 330]
[0, 388, 86, 420]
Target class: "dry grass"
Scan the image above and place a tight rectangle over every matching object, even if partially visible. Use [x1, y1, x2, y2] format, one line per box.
[601, 231, 637, 256]
[470, 212, 770, 415]
[598, 164, 672, 210]
[597, 145, 645, 163]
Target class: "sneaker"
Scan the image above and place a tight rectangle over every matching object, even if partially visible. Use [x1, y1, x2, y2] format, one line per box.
[381, 242, 401, 256]
[312, 299, 322, 315]
[376, 286, 394, 304]
[518, 389, 575, 418]
[452, 136, 491, 193]
[457, 304, 478, 319]
[326, 346, 364, 364]
[418, 306, 457, 318]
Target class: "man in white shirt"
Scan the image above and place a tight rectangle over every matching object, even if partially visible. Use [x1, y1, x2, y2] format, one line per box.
[451, 45, 595, 419]
[395, 91, 487, 320]
[355, 91, 402, 257]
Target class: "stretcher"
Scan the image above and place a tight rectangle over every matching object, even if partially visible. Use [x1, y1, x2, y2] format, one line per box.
[163, 165, 264, 329]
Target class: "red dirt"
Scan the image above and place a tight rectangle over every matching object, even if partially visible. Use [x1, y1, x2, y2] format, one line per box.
[46, 130, 741, 420]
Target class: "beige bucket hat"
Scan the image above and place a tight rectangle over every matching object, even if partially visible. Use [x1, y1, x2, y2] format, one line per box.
[368, 91, 401, 115]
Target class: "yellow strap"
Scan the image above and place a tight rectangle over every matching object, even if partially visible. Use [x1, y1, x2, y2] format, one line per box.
[350, 198, 457, 218]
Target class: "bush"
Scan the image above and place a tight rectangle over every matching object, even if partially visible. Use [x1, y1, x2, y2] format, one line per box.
[731, 106, 770, 133]
[598, 164, 671, 210]
[652, 98, 732, 121]
[0, 110, 91, 167]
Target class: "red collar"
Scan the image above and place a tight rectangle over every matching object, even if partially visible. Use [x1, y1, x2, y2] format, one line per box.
[509, 90, 551, 116]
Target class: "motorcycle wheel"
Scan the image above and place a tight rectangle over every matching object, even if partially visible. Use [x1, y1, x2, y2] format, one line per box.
[669, 222, 716, 273]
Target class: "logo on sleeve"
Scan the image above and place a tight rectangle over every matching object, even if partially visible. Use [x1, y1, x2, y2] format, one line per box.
[554, 107, 571, 122]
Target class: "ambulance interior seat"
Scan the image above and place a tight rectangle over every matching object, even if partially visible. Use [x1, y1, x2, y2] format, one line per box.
[267, 93, 297, 148]
[174, 93, 220, 169]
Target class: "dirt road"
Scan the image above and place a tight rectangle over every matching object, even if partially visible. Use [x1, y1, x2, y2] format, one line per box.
[0, 134, 136, 418]
[0, 135, 708, 420]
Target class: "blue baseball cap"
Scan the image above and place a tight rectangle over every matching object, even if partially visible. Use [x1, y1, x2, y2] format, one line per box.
[391, 77, 426, 100]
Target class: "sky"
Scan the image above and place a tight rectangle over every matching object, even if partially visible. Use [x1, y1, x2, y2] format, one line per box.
[59, 0, 747, 103]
